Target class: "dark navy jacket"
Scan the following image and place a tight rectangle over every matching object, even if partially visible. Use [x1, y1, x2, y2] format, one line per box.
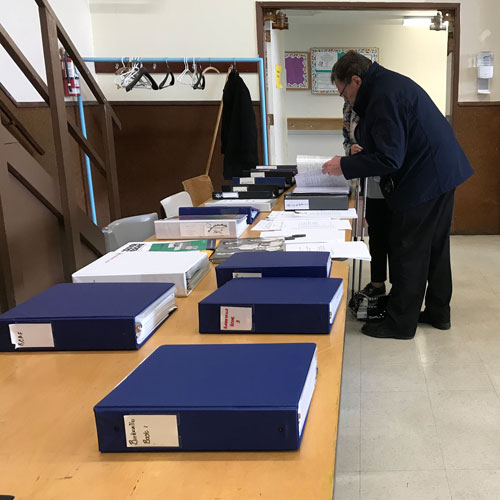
[340, 63, 473, 211]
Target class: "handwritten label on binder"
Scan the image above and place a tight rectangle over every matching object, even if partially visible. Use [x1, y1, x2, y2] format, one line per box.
[239, 177, 255, 185]
[222, 192, 238, 198]
[124, 415, 179, 448]
[220, 306, 253, 331]
[250, 173, 265, 178]
[257, 165, 277, 169]
[233, 186, 248, 192]
[285, 199, 309, 210]
[9, 323, 55, 349]
[205, 222, 231, 236]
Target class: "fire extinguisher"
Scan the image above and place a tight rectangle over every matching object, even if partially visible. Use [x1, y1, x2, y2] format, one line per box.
[61, 50, 80, 97]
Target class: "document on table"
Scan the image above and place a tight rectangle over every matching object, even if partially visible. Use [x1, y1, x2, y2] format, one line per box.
[293, 186, 350, 194]
[266, 229, 346, 242]
[286, 241, 371, 260]
[295, 169, 349, 189]
[254, 219, 351, 231]
[267, 209, 358, 220]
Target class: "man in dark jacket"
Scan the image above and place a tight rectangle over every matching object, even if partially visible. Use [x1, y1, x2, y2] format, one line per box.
[323, 50, 473, 340]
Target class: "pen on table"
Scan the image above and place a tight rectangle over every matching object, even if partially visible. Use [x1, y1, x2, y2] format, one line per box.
[284, 234, 306, 240]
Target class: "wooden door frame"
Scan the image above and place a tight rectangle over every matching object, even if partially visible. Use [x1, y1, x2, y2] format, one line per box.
[256, 2, 461, 158]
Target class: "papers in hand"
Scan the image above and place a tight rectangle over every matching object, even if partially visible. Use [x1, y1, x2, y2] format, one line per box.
[286, 241, 371, 261]
[295, 168, 349, 190]
[296, 155, 332, 174]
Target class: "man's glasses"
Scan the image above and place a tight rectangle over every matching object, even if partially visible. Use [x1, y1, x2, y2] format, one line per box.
[339, 80, 350, 98]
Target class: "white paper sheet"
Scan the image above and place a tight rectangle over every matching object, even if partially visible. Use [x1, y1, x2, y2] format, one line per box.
[267, 209, 358, 220]
[254, 219, 351, 231]
[266, 229, 346, 242]
[293, 186, 350, 194]
[286, 241, 371, 260]
[296, 155, 332, 174]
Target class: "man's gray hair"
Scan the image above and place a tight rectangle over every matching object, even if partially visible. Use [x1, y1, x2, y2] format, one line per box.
[331, 50, 372, 84]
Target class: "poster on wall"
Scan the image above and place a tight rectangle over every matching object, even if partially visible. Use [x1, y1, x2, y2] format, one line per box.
[284, 52, 310, 90]
[310, 48, 379, 95]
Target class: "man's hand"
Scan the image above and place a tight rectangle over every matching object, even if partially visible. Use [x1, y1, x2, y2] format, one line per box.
[351, 144, 363, 154]
[322, 156, 343, 176]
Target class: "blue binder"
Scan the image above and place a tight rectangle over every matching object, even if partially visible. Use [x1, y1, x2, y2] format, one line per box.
[215, 251, 331, 287]
[232, 176, 287, 188]
[178, 206, 259, 225]
[199, 277, 344, 334]
[0, 283, 176, 351]
[94, 343, 317, 452]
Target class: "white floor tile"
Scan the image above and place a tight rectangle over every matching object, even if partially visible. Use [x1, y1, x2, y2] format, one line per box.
[361, 362, 426, 392]
[361, 336, 420, 365]
[339, 392, 361, 429]
[334, 472, 360, 500]
[361, 391, 434, 429]
[360, 471, 451, 500]
[447, 470, 500, 500]
[361, 425, 443, 471]
[423, 362, 494, 391]
[336, 426, 361, 473]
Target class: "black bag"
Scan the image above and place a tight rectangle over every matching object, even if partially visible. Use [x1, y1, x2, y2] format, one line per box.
[348, 292, 388, 321]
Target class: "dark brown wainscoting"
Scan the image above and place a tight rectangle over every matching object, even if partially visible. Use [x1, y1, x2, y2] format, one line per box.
[110, 102, 263, 218]
[453, 103, 500, 234]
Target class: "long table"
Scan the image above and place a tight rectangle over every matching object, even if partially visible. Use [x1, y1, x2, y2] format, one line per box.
[0, 194, 348, 500]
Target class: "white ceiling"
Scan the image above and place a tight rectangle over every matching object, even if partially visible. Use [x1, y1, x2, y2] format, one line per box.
[283, 9, 440, 26]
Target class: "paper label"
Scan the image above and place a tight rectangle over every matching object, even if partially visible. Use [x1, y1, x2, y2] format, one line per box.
[179, 222, 205, 237]
[233, 186, 248, 192]
[9, 323, 55, 349]
[257, 165, 277, 169]
[251, 172, 265, 178]
[222, 192, 238, 198]
[124, 415, 179, 448]
[220, 306, 253, 331]
[239, 177, 255, 185]
[205, 222, 231, 236]
[285, 199, 310, 210]
[232, 272, 262, 278]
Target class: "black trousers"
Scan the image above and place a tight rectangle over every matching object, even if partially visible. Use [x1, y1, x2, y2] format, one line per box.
[365, 198, 392, 283]
[385, 190, 455, 336]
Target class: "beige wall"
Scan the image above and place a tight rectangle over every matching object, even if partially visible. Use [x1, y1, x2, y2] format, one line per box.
[89, 0, 500, 103]
[284, 23, 448, 119]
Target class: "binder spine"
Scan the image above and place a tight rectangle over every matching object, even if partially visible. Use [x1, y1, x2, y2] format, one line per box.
[199, 303, 330, 334]
[0, 318, 136, 352]
[95, 408, 299, 452]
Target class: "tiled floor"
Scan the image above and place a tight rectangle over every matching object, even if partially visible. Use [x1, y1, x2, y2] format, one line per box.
[334, 235, 500, 500]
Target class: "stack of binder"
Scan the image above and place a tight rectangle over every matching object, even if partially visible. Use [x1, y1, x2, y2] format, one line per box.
[0, 283, 176, 351]
[199, 277, 344, 334]
[215, 251, 331, 287]
[218, 184, 280, 199]
[94, 343, 318, 451]
[178, 206, 259, 225]
[155, 214, 248, 239]
[72, 251, 210, 297]
[245, 168, 296, 187]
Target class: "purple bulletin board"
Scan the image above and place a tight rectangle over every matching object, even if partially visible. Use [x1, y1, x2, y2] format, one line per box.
[285, 52, 309, 90]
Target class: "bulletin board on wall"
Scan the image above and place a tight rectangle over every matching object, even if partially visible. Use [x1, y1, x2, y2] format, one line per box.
[310, 48, 379, 95]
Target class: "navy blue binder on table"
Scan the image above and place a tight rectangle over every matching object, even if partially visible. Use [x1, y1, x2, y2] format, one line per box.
[178, 206, 259, 225]
[0, 283, 176, 351]
[233, 176, 287, 188]
[199, 277, 344, 334]
[215, 251, 332, 287]
[94, 343, 318, 452]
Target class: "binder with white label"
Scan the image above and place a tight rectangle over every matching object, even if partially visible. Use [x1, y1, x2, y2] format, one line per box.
[94, 343, 317, 451]
[284, 194, 349, 211]
[204, 198, 276, 212]
[199, 277, 344, 334]
[178, 206, 259, 225]
[215, 251, 331, 287]
[0, 283, 176, 351]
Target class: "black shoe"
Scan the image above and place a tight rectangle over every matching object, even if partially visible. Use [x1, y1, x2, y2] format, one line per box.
[361, 320, 414, 340]
[418, 311, 451, 330]
[361, 283, 386, 298]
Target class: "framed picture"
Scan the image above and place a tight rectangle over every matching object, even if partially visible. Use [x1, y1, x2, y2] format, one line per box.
[284, 52, 310, 90]
[310, 47, 379, 95]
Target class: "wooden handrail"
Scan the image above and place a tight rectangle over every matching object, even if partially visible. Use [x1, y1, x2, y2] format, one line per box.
[0, 100, 45, 155]
[67, 120, 107, 177]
